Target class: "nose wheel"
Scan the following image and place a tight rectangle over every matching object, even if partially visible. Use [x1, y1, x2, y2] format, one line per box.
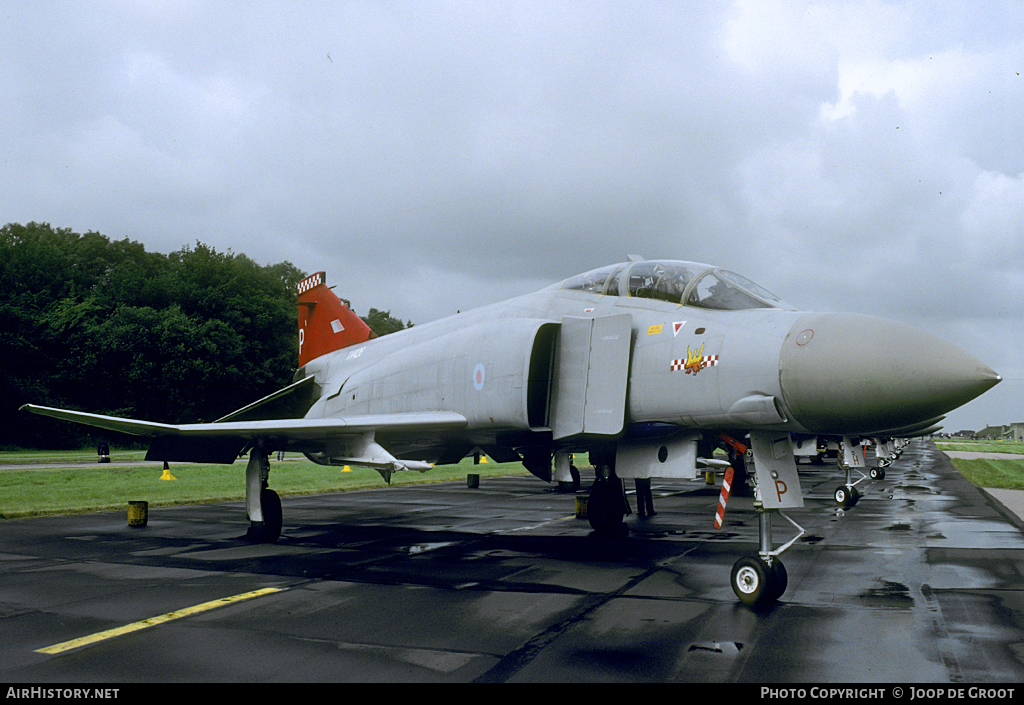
[731, 555, 789, 606]
[731, 509, 804, 606]
[834, 484, 861, 509]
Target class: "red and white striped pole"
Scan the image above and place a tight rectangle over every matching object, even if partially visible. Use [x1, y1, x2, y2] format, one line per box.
[714, 466, 735, 529]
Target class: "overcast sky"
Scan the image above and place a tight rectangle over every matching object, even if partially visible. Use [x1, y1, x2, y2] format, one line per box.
[2, 1, 1020, 431]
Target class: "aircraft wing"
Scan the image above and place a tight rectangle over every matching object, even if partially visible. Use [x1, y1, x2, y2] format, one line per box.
[19, 404, 468, 464]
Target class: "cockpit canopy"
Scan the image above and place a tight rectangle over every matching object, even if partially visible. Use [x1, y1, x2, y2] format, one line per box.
[561, 260, 792, 311]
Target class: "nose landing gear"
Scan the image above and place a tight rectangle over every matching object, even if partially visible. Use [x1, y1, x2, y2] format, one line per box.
[730, 509, 805, 606]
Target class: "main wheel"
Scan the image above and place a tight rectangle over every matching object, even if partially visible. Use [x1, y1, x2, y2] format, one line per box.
[731, 555, 781, 606]
[248, 488, 282, 543]
[570, 463, 581, 491]
[587, 480, 625, 534]
[869, 467, 886, 480]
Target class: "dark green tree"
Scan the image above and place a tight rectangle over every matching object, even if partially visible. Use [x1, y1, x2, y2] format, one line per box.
[1, 223, 309, 448]
[362, 308, 413, 337]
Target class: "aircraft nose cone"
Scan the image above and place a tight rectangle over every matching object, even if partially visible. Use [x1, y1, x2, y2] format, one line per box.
[780, 313, 1001, 435]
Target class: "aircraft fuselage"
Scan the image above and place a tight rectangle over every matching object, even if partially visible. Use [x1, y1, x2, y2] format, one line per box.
[297, 261, 998, 471]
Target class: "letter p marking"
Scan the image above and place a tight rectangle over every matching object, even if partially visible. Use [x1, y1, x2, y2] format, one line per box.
[775, 479, 788, 503]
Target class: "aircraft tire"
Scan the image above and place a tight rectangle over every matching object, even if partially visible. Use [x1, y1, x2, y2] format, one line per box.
[831, 483, 856, 506]
[731, 555, 779, 606]
[834, 486, 847, 506]
[587, 480, 625, 534]
[870, 467, 886, 480]
[249, 489, 282, 543]
[767, 559, 788, 602]
[557, 465, 582, 493]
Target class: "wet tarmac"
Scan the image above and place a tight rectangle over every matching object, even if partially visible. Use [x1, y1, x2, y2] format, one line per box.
[1, 440, 1023, 683]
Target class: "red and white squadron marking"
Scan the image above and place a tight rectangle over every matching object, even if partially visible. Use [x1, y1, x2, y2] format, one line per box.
[670, 343, 719, 375]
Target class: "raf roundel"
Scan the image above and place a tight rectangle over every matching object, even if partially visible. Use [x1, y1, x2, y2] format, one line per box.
[473, 363, 486, 390]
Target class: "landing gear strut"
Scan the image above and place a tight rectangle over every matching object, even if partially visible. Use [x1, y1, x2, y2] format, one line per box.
[245, 448, 283, 543]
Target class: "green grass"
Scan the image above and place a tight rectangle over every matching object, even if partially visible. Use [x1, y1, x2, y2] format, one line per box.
[932, 439, 1024, 490]
[948, 457, 1024, 491]
[936, 439, 1024, 489]
[0, 455, 530, 520]
[0, 448, 150, 464]
[934, 440, 1024, 455]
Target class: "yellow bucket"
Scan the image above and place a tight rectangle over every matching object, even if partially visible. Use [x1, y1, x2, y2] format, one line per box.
[575, 496, 588, 518]
[128, 501, 148, 527]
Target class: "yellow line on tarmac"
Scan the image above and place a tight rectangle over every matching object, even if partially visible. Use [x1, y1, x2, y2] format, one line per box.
[36, 587, 284, 655]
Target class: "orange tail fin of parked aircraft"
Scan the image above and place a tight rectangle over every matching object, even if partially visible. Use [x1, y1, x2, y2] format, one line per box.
[297, 271, 376, 367]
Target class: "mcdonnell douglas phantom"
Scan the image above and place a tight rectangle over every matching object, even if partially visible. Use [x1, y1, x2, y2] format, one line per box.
[22, 257, 1001, 605]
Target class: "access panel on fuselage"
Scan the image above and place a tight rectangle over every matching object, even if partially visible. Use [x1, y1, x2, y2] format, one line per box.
[550, 314, 632, 440]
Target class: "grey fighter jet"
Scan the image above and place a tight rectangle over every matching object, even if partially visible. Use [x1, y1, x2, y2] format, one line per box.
[22, 258, 1000, 605]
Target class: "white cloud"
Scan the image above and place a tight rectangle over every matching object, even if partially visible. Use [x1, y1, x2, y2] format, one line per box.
[961, 171, 1024, 271]
[1, 0, 1020, 429]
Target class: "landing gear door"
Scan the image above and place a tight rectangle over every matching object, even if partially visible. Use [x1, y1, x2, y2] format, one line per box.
[749, 431, 804, 509]
[551, 314, 632, 440]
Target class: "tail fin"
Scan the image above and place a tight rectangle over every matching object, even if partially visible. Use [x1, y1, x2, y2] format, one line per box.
[297, 272, 377, 367]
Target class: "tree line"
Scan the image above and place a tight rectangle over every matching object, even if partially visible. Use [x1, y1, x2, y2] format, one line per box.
[1, 222, 410, 449]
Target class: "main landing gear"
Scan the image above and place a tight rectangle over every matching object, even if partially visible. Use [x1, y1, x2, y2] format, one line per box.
[584, 449, 630, 535]
[245, 449, 283, 543]
[730, 509, 805, 607]
[586, 476, 629, 535]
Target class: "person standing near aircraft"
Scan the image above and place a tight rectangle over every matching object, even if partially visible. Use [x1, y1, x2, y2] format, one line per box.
[634, 478, 655, 517]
